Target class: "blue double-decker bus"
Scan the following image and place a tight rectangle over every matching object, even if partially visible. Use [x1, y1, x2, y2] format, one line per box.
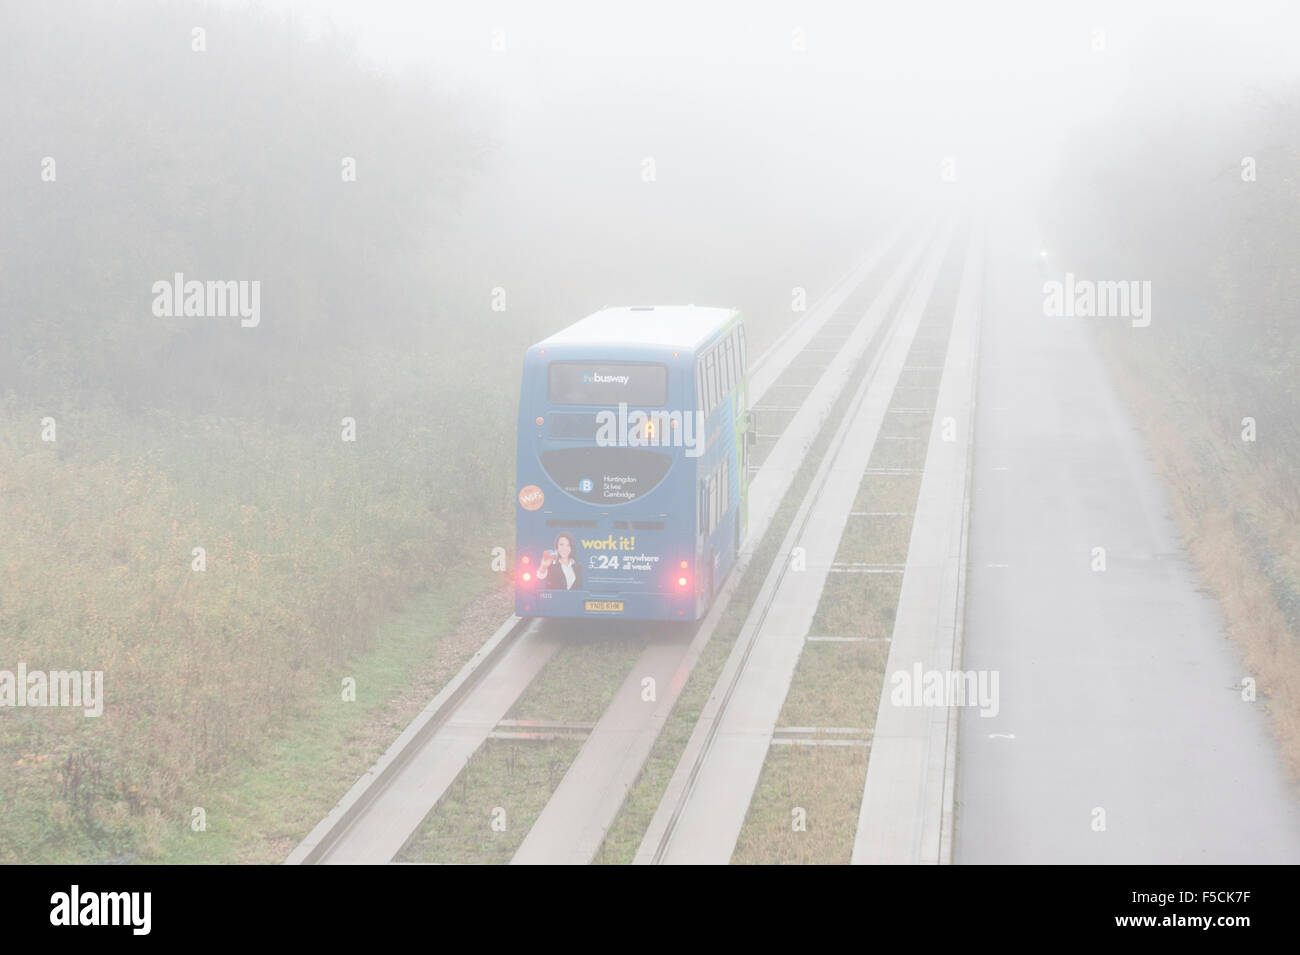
[515, 306, 750, 621]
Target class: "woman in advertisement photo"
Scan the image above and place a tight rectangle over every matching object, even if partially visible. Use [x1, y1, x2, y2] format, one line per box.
[538, 532, 583, 590]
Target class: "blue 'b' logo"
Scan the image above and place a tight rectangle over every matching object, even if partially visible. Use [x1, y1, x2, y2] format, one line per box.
[579, 478, 593, 493]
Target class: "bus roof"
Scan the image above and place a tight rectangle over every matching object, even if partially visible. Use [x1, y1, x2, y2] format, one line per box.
[535, 306, 738, 351]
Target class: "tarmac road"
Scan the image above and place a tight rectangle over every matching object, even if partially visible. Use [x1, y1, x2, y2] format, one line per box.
[954, 214, 1300, 864]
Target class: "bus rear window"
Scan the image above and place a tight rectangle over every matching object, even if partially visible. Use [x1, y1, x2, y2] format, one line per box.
[548, 362, 668, 406]
[539, 447, 673, 503]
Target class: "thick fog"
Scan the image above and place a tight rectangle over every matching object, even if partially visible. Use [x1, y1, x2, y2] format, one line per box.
[3, 0, 1300, 876]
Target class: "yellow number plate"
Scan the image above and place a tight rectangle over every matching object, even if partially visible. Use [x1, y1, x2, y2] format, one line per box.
[584, 600, 624, 612]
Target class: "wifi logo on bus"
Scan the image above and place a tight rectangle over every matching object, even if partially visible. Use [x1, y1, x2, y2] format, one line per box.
[518, 485, 545, 510]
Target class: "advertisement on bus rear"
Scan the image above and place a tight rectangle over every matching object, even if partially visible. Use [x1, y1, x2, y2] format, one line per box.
[520, 527, 670, 594]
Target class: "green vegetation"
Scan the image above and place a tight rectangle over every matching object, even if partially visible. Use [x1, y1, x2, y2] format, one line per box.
[731, 746, 869, 864]
[732, 238, 963, 861]
[1047, 86, 1300, 781]
[396, 738, 583, 865]
[0, 1, 862, 862]
[1, 0, 512, 862]
[155, 585, 496, 865]
[505, 633, 647, 725]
